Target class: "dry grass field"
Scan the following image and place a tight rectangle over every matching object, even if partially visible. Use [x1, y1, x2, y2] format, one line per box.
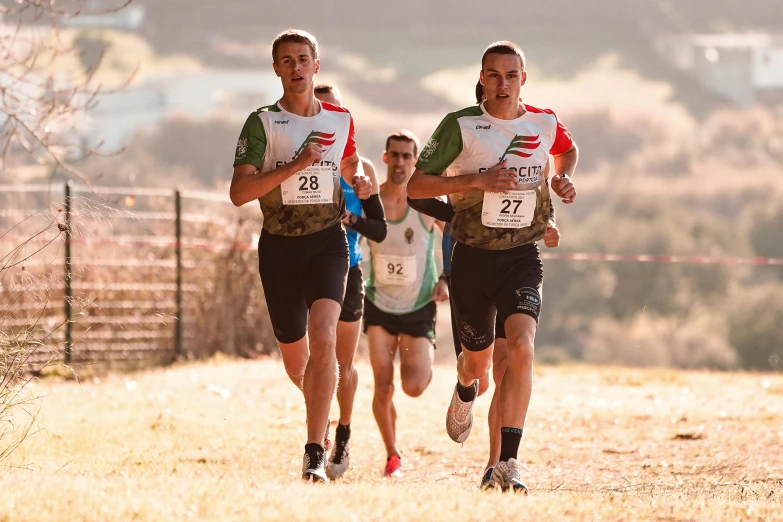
[1, 356, 782, 521]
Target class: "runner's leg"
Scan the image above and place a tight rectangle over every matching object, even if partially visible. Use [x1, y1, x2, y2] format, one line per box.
[368, 325, 401, 459]
[399, 334, 434, 398]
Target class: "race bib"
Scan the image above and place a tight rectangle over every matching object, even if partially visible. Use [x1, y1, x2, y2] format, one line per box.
[281, 165, 336, 205]
[481, 190, 537, 228]
[375, 254, 417, 285]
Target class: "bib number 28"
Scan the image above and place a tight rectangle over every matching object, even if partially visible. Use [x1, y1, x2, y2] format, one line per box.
[281, 165, 335, 205]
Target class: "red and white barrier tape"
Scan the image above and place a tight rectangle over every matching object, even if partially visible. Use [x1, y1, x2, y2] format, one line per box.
[540, 252, 783, 265]
[3, 235, 783, 265]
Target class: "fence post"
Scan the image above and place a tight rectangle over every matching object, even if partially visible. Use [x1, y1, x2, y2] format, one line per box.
[175, 188, 183, 357]
[64, 180, 72, 364]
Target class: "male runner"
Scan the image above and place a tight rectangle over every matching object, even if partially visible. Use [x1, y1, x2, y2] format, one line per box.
[365, 130, 449, 478]
[312, 83, 387, 480]
[230, 29, 372, 482]
[408, 42, 578, 492]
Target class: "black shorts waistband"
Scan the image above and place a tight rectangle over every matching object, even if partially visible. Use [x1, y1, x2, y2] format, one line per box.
[260, 222, 343, 242]
[454, 240, 540, 257]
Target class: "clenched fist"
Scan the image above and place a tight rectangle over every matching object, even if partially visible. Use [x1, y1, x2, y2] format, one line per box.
[544, 222, 561, 248]
[352, 174, 372, 200]
[550, 174, 576, 204]
[296, 143, 324, 170]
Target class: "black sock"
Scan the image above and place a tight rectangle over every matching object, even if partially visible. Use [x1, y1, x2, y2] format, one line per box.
[304, 443, 324, 468]
[499, 427, 523, 462]
[456, 380, 477, 402]
[336, 423, 351, 442]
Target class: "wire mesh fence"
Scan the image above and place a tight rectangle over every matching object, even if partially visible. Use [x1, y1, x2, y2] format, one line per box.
[0, 181, 272, 371]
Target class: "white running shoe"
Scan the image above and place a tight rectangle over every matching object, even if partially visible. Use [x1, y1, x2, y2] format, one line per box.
[325, 437, 350, 480]
[446, 381, 477, 443]
[302, 451, 327, 483]
[491, 459, 529, 494]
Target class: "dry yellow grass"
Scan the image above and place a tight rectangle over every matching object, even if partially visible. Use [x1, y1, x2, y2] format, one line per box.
[2, 358, 783, 521]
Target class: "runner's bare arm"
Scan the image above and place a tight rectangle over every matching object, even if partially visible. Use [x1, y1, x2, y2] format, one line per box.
[551, 144, 578, 204]
[407, 161, 517, 199]
[553, 144, 578, 178]
[230, 143, 323, 206]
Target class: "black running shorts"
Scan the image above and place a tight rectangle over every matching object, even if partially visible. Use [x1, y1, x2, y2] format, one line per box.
[450, 241, 543, 352]
[447, 274, 507, 358]
[364, 299, 437, 343]
[258, 223, 349, 344]
[339, 264, 365, 323]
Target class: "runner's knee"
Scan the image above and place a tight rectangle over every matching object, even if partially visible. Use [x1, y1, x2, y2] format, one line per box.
[401, 371, 431, 397]
[506, 335, 534, 367]
[374, 381, 395, 402]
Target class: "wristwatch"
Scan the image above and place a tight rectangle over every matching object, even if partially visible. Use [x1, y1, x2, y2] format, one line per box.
[348, 212, 359, 227]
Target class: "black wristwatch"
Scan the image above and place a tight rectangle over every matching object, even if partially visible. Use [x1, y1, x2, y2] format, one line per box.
[348, 212, 359, 226]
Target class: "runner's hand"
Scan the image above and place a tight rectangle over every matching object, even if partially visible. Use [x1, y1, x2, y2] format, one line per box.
[352, 174, 372, 200]
[544, 222, 560, 248]
[474, 159, 518, 194]
[550, 174, 576, 204]
[432, 278, 449, 302]
[295, 143, 324, 170]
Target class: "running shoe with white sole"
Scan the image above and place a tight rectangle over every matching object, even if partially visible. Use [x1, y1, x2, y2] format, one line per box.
[302, 450, 327, 483]
[446, 381, 478, 443]
[491, 458, 529, 494]
[480, 466, 496, 490]
[325, 436, 350, 480]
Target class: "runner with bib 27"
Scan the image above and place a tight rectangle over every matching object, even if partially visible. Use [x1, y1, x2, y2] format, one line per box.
[407, 40, 579, 493]
[229, 29, 372, 483]
[407, 79, 566, 489]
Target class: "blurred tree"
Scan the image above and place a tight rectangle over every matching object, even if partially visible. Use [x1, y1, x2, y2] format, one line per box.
[729, 285, 783, 371]
[0, 0, 132, 180]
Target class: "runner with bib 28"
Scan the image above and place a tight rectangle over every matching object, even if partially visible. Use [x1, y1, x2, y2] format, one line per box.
[407, 40, 579, 493]
[229, 29, 372, 483]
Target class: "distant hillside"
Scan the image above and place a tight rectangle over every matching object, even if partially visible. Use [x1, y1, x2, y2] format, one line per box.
[137, 0, 783, 117]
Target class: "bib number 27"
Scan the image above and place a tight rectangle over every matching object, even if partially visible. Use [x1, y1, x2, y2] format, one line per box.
[481, 189, 537, 228]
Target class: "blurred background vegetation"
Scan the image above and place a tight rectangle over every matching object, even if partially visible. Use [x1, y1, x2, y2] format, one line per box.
[2, 0, 782, 370]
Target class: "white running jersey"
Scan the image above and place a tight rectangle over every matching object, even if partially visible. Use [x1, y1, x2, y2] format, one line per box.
[365, 207, 437, 314]
[233, 100, 356, 236]
[416, 102, 573, 250]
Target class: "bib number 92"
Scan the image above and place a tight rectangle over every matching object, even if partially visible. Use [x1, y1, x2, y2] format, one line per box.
[375, 254, 416, 285]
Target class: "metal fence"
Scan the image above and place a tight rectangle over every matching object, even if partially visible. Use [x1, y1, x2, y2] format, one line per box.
[0, 181, 264, 369]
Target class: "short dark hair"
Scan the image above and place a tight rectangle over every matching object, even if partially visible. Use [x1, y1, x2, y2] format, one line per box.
[385, 130, 420, 156]
[481, 41, 526, 70]
[314, 83, 335, 95]
[272, 29, 319, 64]
[314, 83, 343, 106]
[475, 79, 484, 104]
